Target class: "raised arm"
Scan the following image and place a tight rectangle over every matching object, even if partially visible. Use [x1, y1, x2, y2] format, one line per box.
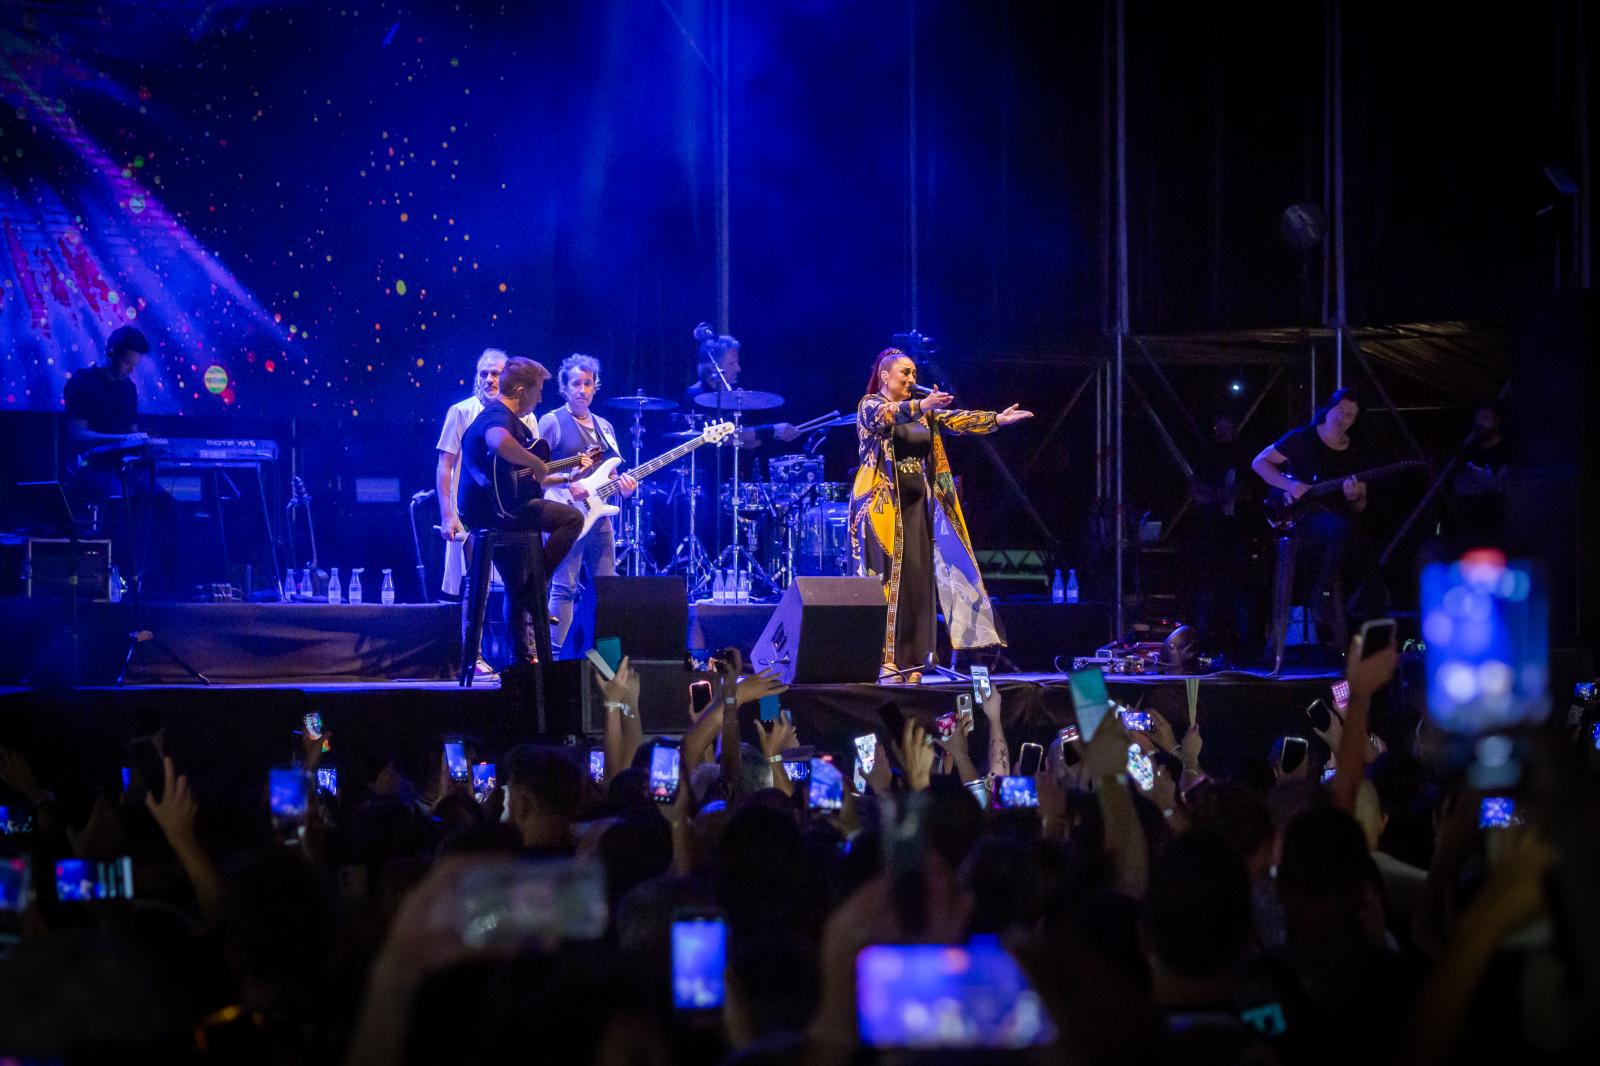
[859, 393, 928, 434]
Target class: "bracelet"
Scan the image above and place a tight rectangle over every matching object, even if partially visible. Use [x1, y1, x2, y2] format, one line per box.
[723, 697, 737, 709]
[604, 700, 633, 718]
[767, 754, 784, 764]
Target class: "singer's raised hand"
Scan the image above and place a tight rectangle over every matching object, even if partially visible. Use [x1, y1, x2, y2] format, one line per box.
[918, 388, 954, 411]
[996, 404, 1033, 426]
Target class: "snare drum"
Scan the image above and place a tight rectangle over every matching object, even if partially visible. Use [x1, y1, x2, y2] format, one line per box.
[719, 481, 769, 515]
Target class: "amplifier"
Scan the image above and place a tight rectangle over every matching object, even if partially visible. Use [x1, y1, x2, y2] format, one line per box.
[0, 536, 113, 600]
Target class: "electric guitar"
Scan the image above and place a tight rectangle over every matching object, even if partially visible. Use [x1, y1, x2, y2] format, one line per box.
[490, 441, 603, 517]
[544, 421, 736, 540]
[1262, 459, 1424, 529]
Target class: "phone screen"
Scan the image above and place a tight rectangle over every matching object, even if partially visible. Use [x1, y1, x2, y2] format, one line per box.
[595, 636, 623, 674]
[303, 712, 323, 740]
[472, 762, 497, 803]
[444, 740, 470, 782]
[1422, 554, 1549, 736]
[650, 743, 682, 803]
[1331, 679, 1350, 712]
[588, 749, 606, 784]
[672, 913, 728, 1010]
[784, 760, 810, 781]
[809, 758, 845, 811]
[971, 665, 992, 703]
[1117, 709, 1153, 733]
[1591, 722, 1600, 751]
[1127, 744, 1155, 791]
[316, 766, 338, 796]
[1359, 618, 1397, 659]
[0, 857, 30, 912]
[1068, 668, 1112, 741]
[690, 680, 714, 716]
[1057, 724, 1080, 745]
[0, 806, 34, 836]
[55, 857, 134, 902]
[1016, 743, 1044, 777]
[857, 935, 1055, 1049]
[758, 694, 781, 723]
[996, 776, 1039, 808]
[854, 735, 877, 774]
[1479, 796, 1519, 829]
[269, 768, 308, 824]
[934, 711, 958, 743]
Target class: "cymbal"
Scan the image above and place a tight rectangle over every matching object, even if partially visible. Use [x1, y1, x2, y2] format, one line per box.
[693, 388, 784, 411]
[604, 392, 677, 412]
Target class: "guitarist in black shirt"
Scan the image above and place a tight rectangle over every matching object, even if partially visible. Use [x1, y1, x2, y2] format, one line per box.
[458, 357, 584, 666]
[1251, 388, 1374, 650]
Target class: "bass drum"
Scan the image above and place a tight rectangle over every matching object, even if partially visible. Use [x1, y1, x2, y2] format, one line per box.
[797, 503, 854, 576]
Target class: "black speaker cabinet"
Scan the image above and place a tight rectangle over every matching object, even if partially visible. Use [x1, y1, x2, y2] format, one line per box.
[540, 658, 713, 737]
[750, 577, 886, 685]
[592, 576, 688, 660]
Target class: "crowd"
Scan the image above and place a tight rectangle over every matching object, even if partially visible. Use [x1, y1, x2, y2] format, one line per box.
[0, 637, 1597, 1065]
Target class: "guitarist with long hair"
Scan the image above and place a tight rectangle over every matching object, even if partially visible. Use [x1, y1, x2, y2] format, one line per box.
[458, 357, 585, 667]
[1251, 387, 1375, 650]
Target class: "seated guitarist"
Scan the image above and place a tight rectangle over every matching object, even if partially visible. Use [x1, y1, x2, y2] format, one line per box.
[458, 357, 584, 666]
[1251, 387, 1372, 649]
[538, 354, 638, 652]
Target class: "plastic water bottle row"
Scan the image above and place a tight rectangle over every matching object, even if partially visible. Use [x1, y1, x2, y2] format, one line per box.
[710, 568, 751, 604]
[284, 567, 396, 604]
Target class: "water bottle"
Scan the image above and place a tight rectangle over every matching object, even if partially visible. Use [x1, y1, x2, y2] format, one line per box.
[349, 568, 364, 605]
[108, 565, 123, 604]
[380, 568, 395, 605]
[1066, 568, 1080, 604]
[736, 570, 750, 604]
[327, 568, 342, 604]
[712, 569, 726, 604]
[285, 568, 299, 600]
[1051, 569, 1064, 604]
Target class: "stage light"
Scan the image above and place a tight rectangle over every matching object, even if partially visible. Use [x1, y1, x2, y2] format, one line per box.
[1229, 381, 1243, 394]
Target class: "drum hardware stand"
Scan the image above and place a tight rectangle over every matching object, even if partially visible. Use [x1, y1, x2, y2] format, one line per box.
[666, 417, 713, 596]
[616, 402, 661, 576]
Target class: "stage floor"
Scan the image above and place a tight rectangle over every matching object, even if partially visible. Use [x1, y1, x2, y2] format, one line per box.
[0, 666, 1341, 798]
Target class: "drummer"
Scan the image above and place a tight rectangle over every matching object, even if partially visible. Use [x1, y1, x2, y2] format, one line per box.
[681, 330, 800, 450]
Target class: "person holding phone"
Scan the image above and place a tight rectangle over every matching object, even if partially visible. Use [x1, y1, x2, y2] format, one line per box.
[501, 744, 585, 856]
[850, 349, 1033, 682]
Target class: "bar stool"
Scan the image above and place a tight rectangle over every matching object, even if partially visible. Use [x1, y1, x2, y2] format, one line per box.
[1266, 529, 1344, 674]
[459, 528, 553, 687]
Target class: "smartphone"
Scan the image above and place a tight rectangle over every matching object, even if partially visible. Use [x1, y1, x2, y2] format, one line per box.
[1127, 744, 1155, 792]
[1068, 668, 1112, 741]
[650, 741, 682, 803]
[1592, 722, 1600, 752]
[934, 711, 958, 743]
[1118, 709, 1153, 733]
[1305, 698, 1335, 734]
[316, 766, 338, 796]
[1057, 724, 1080, 745]
[856, 935, 1056, 1049]
[1016, 742, 1044, 777]
[690, 679, 714, 717]
[672, 910, 728, 1011]
[472, 762, 497, 804]
[956, 691, 974, 727]
[269, 767, 309, 830]
[457, 857, 609, 948]
[584, 647, 616, 682]
[996, 776, 1040, 809]
[783, 760, 810, 782]
[595, 637, 623, 674]
[54, 857, 135, 902]
[1479, 796, 1520, 829]
[120, 766, 132, 793]
[758, 694, 781, 723]
[854, 734, 877, 775]
[971, 664, 992, 703]
[444, 740, 470, 783]
[809, 757, 845, 812]
[1421, 554, 1549, 737]
[588, 749, 606, 784]
[303, 712, 323, 740]
[1278, 736, 1309, 775]
[1576, 681, 1599, 702]
[0, 806, 33, 836]
[1331, 679, 1351, 713]
[1358, 617, 1397, 659]
[0, 857, 30, 912]
[1320, 765, 1338, 784]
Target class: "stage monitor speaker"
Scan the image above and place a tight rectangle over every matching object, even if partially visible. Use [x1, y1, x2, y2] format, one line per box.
[593, 576, 687, 660]
[540, 658, 714, 737]
[749, 577, 886, 685]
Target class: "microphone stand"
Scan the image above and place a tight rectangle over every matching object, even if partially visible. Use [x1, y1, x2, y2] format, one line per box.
[709, 360, 741, 598]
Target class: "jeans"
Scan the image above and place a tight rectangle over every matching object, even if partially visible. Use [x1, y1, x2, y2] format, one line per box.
[548, 518, 616, 652]
[469, 498, 583, 664]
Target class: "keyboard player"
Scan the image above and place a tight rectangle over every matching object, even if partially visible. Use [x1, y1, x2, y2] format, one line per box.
[62, 326, 174, 596]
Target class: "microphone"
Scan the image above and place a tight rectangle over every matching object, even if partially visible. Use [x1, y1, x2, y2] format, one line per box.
[911, 384, 945, 397]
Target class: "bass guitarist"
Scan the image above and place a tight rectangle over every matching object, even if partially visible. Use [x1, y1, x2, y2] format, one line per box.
[1250, 387, 1375, 651]
[458, 357, 585, 667]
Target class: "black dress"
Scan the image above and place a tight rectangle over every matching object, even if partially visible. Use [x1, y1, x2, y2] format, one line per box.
[863, 421, 936, 671]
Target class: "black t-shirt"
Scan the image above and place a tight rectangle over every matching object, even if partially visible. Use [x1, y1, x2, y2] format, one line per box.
[1272, 425, 1367, 514]
[458, 401, 534, 527]
[62, 365, 138, 439]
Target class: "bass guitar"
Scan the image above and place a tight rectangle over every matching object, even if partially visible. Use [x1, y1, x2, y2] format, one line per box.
[491, 441, 603, 518]
[1262, 459, 1424, 530]
[544, 421, 736, 540]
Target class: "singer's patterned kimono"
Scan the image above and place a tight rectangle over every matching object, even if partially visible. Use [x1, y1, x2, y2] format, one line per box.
[850, 393, 1006, 671]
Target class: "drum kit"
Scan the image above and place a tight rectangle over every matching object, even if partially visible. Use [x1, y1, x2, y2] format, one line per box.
[600, 387, 857, 599]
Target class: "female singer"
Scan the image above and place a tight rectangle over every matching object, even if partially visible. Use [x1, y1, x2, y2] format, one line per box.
[850, 349, 1033, 682]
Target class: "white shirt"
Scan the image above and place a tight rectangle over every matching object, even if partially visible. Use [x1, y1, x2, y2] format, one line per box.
[436, 394, 537, 595]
